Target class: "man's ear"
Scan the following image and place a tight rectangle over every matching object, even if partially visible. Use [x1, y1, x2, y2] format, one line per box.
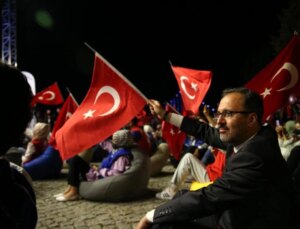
[248, 113, 258, 127]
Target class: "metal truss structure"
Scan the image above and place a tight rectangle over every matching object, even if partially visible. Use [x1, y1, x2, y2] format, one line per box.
[1, 0, 17, 66]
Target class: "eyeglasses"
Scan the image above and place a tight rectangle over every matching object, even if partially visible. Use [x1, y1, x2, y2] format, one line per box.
[214, 110, 252, 119]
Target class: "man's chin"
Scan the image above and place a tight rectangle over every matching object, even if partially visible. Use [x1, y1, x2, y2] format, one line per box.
[220, 135, 229, 143]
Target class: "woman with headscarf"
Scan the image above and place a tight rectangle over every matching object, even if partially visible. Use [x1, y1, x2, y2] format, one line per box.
[54, 129, 134, 201]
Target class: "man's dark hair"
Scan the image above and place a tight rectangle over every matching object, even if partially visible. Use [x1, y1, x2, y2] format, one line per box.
[1, 62, 33, 154]
[222, 87, 264, 124]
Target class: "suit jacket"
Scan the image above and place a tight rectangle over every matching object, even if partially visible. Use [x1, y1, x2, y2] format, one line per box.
[154, 118, 293, 229]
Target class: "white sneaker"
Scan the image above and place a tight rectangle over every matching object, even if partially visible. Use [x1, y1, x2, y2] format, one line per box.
[155, 186, 176, 200]
[53, 193, 64, 198]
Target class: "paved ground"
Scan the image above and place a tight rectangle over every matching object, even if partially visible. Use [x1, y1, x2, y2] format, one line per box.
[33, 164, 177, 229]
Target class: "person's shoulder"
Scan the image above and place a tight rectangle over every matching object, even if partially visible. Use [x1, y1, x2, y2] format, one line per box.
[0, 160, 37, 228]
[245, 124, 280, 153]
[258, 123, 277, 137]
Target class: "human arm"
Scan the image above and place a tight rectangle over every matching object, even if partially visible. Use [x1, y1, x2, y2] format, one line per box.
[151, 127, 290, 225]
[148, 99, 225, 149]
[148, 99, 168, 120]
[21, 142, 36, 165]
[203, 105, 216, 127]
[135, 210, 154, 229]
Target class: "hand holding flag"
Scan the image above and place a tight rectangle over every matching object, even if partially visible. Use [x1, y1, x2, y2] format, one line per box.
[55, 52, 147, 160]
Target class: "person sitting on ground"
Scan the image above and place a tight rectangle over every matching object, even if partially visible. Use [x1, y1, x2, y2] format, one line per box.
[0, 61, 37, 228]
[152, 122, 164, 145]
[54, 129, 134, 201]
[276, 120, 300, 161]
[127, 117, 153, 156]
[143, 124, 158, 153]
[136, 87, 293, 229]
[22, 122, 50, 165]
[156, 146, 226, 200]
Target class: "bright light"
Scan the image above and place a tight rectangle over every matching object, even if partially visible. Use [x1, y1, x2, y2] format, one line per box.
[289, 95, 297, 104]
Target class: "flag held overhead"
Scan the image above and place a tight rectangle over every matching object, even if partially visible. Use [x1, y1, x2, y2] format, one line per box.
[31, 82, 64, 107]
[171, 65, 212, 115]
[55, 52, 147, 160]
[245, 34, 300, 122]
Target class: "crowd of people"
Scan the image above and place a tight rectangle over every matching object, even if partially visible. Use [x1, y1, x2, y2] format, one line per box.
[2, 60, 300, 229]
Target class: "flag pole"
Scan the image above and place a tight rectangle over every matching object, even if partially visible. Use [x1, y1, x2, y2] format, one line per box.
[83, 42, 149, 101]
[66, 87, 79, 106]
[166, 102, 180, 114]
[84, 42, 97, 53]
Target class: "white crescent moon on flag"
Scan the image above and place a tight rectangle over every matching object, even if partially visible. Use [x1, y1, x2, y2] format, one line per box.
[271, 62, 298, 92]
[180, 76, 195, 100]
[94, 86, 120, 116]
[40, 91, 55, 100]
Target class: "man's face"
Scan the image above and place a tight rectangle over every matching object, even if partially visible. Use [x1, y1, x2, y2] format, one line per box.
[216, 92, 251, 146]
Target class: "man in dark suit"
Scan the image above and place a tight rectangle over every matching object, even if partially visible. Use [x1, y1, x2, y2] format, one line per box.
[136, 87, 294, 229]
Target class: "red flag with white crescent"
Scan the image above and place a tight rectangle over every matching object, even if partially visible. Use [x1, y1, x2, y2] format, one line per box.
[245, 34, 300, 121]
[55, 53, 147, 160]
[31, 82, 64, 106]
[48, 94, 79, 148]
[161, 104, 186, 160]
[171, 66, 212, 115]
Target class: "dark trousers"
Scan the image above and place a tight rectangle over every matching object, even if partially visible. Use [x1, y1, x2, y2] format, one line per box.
[67, 156, 90, 187]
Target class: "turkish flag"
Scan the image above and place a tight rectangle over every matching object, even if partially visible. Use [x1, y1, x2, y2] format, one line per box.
[162, 104, 186, 160]
[245, 34, 300, 121]
[31, 82, 64, 106]
[48, 94, 79, 148]
[171, 66, 212, 115]
[55, 53, 147, 160]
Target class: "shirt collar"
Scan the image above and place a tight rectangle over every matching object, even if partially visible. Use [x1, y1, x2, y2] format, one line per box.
[233, 133, 257, 153]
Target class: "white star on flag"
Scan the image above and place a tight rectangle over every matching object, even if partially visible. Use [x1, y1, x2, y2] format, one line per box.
[83, 109, 96, 119]
[191, 82, 198, 91]
[261, 88, 272, 98]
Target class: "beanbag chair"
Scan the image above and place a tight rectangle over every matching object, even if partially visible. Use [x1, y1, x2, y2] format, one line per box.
[79, 147, 150, 202]
[23, 145, 63, 180]
[6, 147, 23, 166]
[149, 142, 169, 177]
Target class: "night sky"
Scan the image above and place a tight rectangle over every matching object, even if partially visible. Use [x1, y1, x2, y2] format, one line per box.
[16, 0, 289, 109]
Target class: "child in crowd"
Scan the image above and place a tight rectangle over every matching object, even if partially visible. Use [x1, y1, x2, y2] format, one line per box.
[22, 122, 50, 165]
